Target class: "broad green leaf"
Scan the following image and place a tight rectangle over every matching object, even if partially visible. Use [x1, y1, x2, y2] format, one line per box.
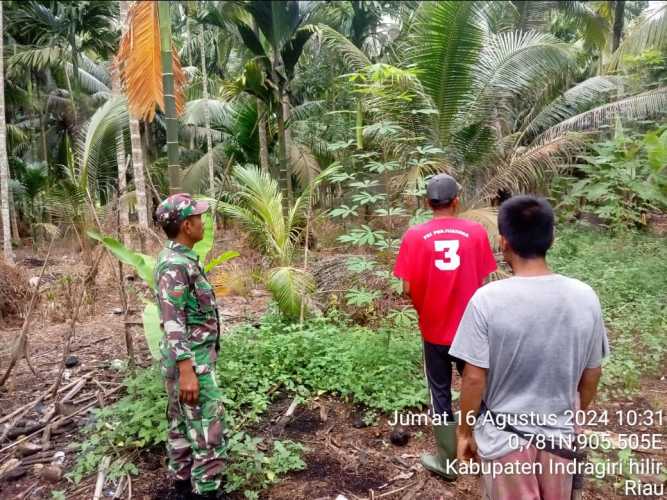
[87, 230, 156, 288]
[193, 211, 215, 265]
[142, 301, 162, 360]
[205, 250, 240, 273]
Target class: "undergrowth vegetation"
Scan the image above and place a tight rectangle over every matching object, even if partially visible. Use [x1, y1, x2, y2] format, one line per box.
[70, 312, 425, 497]
[70, 227, 666, 495]
[550, 227, 667, 397]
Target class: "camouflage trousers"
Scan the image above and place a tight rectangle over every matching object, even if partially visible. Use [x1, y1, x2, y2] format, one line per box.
[165, 370, 226, 494]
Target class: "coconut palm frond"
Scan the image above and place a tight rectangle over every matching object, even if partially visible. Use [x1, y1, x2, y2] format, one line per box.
[478, 133, 583, 201]
[611, 3, 667, 66]
[182, 98, 236, 129]
[523, 76, 622, 138]
[65, 62, 111, 94]
[266, 266, 316, 320]
[182, 144, 229, 194]
[459, 207, 499, 247]
[408, 0, 488, 144]
[116, 0, 186, 122]
[7, 46, 67, 77]
[557, 0, 610, 50]
[311, 24, 372, 71]
[463, 30, 573, 127]
[539, 87, 667, 141]
[288, 140, 320, 187]
[218, 165, 290, 263]
[287, 100, 325, 125]
[75, 95, 129, 193]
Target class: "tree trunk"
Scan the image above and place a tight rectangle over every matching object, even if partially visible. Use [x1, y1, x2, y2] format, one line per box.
[272, 48, 292, 211]
[612, 0, 625, 52]
[199, 30, 215, 196]
[158, 1, 181, 193]
[257, 99, 270, 172]
[275, 91, 291, 213]
[282, 94, 292, 146]
[69, 31, 80, 102]
[9, 188, 20, 244]
[120, 0, 149, 228]
[112, 63, 130, 245]
[0, 2, 15, 264]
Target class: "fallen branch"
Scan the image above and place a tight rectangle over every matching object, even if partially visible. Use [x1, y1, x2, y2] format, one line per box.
[0, 385, 123, 457]
[93, 455, 111, 500]
[60, 378, 88, 403]
[0, 235, 57, 387]
[0, 374, 92, 426]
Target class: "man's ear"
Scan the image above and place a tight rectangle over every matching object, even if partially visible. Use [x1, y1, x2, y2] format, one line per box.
[499, 235, 509, 253]
[452, 197, 460, 211]
[181, 218, 191, 237]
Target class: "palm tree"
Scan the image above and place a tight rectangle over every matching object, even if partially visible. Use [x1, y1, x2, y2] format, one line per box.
[119, 0, 149, 229]
[0, 1, 15, 263]
[218, 164, 338, 319]
[11, 1, 117, 110]
[611, 2, 667, 63]
[117, 0, 186, 194]
[612, 0, 626, 52]
[321, 1, 667, 202]
[227, 1, 316, 209]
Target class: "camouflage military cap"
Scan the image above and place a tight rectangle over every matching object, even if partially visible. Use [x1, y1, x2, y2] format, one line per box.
[155, 193, 209, 226]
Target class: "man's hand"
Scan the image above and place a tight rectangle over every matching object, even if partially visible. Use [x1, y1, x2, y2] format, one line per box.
[457, 430, 478, 461]
[177, 359, 199, 404]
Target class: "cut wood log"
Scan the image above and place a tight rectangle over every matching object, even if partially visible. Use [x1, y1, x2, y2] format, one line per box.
[60, 378, 87, 403]
[93, 456, 111, 500]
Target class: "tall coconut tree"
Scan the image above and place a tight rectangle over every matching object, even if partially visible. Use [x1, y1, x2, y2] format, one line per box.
[117, 0, 185, 194]
[119, 0, 149, 229]
[199, 30, 215, 196]
[0, 2, 14, 263]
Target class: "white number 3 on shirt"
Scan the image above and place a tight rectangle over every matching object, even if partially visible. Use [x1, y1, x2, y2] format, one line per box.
[434, 240, 461, 270]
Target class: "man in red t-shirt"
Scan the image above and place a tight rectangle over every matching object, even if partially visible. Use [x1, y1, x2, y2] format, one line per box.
[394, 174, 496, 480]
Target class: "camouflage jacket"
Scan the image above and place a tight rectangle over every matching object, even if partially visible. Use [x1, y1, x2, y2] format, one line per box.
[154, 240, 220, 378]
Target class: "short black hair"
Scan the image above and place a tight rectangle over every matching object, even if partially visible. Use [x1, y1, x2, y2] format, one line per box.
[498, 195, 554, 258]
[162, 219, 183, 239]
[428, 198, 454, 210]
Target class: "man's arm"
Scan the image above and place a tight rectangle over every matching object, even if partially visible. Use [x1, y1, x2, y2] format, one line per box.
[158, 267, 199, 404]
[402, 279, 411, 299]
[457, 363, 487, 460]
[578, 367, 602, 410]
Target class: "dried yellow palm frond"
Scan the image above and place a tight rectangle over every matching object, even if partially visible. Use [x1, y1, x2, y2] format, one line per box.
[116, 1, 185, 122]
[459, 207, 500, 250]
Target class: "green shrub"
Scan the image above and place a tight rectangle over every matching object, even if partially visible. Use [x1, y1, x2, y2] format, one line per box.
[551, 228, 667, 397]
[558, 128, 667, 228]
[71, 312, 426, 495]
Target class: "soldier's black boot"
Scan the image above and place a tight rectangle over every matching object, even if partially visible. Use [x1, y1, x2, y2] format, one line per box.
[152, 479, 191, 500]
[189, 490, 229, 500]
[173, 479, 191, 498]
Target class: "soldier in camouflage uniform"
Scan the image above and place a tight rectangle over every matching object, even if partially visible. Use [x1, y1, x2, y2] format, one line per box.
[154, 193, 226, 500]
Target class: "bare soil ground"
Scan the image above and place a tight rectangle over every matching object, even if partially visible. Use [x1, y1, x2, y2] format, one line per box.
[0, 244, 665, 500]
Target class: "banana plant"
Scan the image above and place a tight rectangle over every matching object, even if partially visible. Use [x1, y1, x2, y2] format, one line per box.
[88, 212, 239, 359]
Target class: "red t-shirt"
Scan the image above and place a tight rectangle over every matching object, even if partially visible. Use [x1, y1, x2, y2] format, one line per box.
[393, 217, 497, 345]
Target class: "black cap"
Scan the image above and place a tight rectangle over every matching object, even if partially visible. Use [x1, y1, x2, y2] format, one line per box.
[426, 174, 459, 203]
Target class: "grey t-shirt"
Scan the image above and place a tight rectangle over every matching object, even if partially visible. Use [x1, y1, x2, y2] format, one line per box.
[449, 274, 610, 460]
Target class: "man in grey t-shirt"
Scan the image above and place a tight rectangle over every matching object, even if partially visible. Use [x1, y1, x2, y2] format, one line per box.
[450, 196, 609, 500]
